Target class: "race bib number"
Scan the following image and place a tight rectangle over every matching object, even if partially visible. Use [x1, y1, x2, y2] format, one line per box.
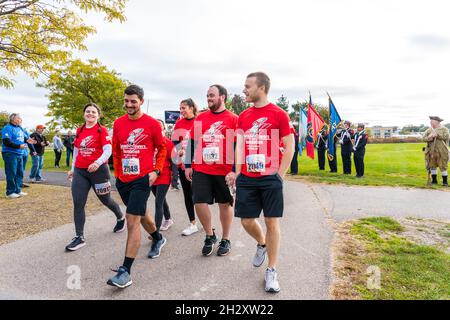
[203, 147, 220, 162]
[94, 181, 111, 195]
[246, 154, 266, 173]
[122, 158, 140, 175]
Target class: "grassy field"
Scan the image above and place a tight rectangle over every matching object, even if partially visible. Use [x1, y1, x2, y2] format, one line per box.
[332, 217, 450, 300]
[0, 149, 70, 173]
[290, 142, 439, 188]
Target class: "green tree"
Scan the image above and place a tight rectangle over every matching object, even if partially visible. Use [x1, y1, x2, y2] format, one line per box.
[276, 94, 290, 112]
[39, 59, 129, 129]
[230, 94, 249, 115]
[0, 0, 127, 88]
[0, 110, 9, 132]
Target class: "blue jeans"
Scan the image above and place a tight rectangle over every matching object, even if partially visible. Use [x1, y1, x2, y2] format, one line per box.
[30, 154, 44, 180]
[66, 149, 73, 167]
[2, 152, 24, 195]
[23, 154, 28, 171]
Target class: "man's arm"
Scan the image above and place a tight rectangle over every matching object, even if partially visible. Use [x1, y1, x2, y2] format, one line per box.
[2, 138, 23, 149]
[278, 134, 295, 178]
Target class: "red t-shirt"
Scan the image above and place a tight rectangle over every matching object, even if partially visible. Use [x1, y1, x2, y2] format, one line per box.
[153, 137, 174, 186]
[172, 117, 195, 169]
[190, 109, 238, 176]
[74, 124, 111, 169]
[238, 103, 292, 177]
[112, 114, 165, 183]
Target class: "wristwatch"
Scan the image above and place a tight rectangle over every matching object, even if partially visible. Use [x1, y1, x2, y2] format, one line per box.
[152, 169, 161, 176]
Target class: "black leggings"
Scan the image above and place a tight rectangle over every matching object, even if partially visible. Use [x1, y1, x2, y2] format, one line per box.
[54, 149, 62, 167]
[178, 168, 196, 222]
[151, 184, 171, 230]
[71, 164, 123, 237]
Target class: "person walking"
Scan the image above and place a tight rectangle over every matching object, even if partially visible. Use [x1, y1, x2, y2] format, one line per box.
[53, 131, 64, 168]
[228, 72, 294, 293]
[172, 98, 200, 236]
[107, 85, 167, 289]
[29, 124, 49, 183]
[65, 103, 125, 251]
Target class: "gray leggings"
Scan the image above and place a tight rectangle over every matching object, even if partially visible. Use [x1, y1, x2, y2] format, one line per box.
[72, 164, 123, 237]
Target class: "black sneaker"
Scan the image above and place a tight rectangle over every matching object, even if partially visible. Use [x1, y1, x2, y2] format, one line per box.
[202, 232, 217, 256]
[65, 236, 86, 251]
[217, 239, 231, 256]
[113, 219, 126, 233]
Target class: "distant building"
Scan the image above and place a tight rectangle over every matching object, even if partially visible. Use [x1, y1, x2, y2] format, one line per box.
[368, 126, 397, 138]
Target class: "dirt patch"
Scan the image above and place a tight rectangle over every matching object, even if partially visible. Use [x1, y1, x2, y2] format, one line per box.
[330, 221, 368, 300]
[0, 182, 122, 246]
[400, 218, 450, 253]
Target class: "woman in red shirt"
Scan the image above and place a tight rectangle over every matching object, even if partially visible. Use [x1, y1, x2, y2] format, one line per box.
[172, 98, 199, 236]
[65, 103, 125, 251]
[152, 120, 175, 231]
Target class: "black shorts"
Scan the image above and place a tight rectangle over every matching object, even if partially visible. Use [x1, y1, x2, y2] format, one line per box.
[235, 173, 284, 218]
[191, 170, 233, 206]
[116, 175, 150, 216]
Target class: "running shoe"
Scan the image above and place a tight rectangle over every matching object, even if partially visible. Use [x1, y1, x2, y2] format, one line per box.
[113, 218, 126, 233]
[202, 232, 217, 256]
[217, 239, 231, 256]
[160, 218, 174, 231]
[181, 223, 198, 236]
[6, 193, 20, 199]
[148, 237, 167, 258]
[107, 266, 132, 289]
[252, 244, 267, 267]
[65, 236, 86, 251]
[265, 268, 281, 293]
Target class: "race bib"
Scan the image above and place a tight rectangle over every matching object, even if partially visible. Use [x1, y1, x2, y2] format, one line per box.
[122, 158, 140, 175]
[94, 181, 111, 195]
[246, 154, 266, 173]
[203, 147, 220, 162]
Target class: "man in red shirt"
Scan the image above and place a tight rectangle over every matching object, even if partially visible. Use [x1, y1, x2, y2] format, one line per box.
[107, 85, 167, 289]
[184, 85, 238, 257]
[227, 72, 294, 293]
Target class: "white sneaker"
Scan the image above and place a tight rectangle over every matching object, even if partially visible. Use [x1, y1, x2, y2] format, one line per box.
[160, 219, 174, 231]
[6, 193, 21, 199]
[182, 223, 199, 236]
[19, 192, 28, 196]
[265, 267, 281, 293]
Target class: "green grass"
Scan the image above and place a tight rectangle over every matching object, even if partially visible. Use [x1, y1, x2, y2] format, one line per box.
[351, 217, 450, 300]
[0, 149, 69, 172]
[292, 142, 441, 188]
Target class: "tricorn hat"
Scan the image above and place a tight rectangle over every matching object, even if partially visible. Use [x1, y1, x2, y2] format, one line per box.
[429, 116, 444, 122]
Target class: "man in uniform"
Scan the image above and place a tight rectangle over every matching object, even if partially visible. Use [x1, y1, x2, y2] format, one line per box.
[316, 127, 328, 171]
[353, 123, 368, 178]
[339, 120, 354, 174]
[423, 116, 449, 186]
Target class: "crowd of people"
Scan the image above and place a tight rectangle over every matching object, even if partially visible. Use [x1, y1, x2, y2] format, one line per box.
[2, 70, 448, 295]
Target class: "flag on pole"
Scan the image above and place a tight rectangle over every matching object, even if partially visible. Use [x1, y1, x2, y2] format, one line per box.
[306, 94, 325, 160]
[298, 108, 307, 156]
[327, 94, 343, 161]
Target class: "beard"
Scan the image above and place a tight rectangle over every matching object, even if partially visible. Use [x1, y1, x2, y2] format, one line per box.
[126, 106, 139, 115]
[208, 101, 220, 112]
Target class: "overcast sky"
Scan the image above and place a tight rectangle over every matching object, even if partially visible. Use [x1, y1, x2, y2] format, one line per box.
[1, 0, 450, 129]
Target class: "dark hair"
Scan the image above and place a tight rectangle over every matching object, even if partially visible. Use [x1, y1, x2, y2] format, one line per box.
[180, 98, 198, 116]
[157, 119, 166, 130]
[124, 84, 144, 100]
[209, 84, 228, 102]
[77, 103, 102, 138]
[247, 72, 271, 94]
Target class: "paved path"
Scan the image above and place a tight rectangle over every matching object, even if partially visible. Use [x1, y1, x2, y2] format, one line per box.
[0, 172, 449, 300]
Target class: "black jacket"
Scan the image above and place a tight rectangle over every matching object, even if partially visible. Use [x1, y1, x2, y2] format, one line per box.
[29, 132, 49, 156]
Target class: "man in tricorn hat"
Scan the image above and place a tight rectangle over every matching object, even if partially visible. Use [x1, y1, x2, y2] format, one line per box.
[423, 116, 449, 186]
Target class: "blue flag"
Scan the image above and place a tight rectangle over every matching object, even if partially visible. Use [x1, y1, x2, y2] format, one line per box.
[298, 108, 307, 156]
[327, 95, 342, 161]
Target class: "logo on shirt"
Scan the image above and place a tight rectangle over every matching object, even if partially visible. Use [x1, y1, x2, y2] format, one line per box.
[80, 136, 94, 149]
[127, 128, 147, 146]
[250, 117, 272, 136]
[207, 121, 226, 139]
